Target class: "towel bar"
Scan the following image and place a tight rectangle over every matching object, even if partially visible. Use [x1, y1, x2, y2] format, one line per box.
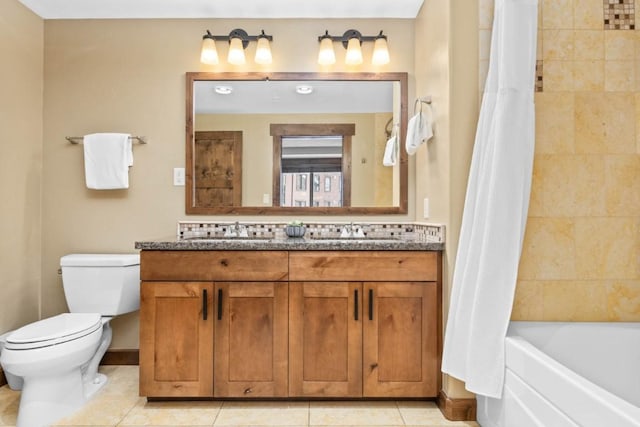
[66, 136, 147, 144]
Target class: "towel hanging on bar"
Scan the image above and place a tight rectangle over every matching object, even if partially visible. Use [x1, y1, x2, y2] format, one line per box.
[66, 135, 147, 144]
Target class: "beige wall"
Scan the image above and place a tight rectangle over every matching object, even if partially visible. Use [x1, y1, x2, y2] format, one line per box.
[414, 0, 478, 399]
[41, 19, 415, 348]
[0, 1, 43, 335]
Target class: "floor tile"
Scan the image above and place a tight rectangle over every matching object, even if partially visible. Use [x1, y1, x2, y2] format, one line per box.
[0, 386, 19, 427]
[397, 401, 479, 426]
[214, 401, 309, 426]
[119, 398, 221, 426]
[309, 401, 404, 426]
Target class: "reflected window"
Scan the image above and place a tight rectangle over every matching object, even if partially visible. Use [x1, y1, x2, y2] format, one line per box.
[272, 123, 354, 208]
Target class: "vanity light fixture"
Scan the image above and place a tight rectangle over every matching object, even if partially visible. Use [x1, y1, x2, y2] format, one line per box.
[200, 29, 273, 65]
[317, 30, 390, 66]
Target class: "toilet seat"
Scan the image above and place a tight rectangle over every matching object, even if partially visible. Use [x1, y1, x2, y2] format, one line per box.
[5, 313, 102, 350]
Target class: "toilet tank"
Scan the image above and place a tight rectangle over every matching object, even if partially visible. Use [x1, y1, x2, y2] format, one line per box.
[60, 254, 140, 316]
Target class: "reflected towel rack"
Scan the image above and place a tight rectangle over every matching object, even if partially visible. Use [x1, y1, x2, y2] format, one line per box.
[66, 135, 148, 144]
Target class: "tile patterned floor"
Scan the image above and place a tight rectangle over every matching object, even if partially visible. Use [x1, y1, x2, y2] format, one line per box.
[0, 366, 479, 427]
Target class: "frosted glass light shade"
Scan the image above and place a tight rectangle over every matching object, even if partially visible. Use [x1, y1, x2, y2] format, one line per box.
[345, 37, 363, 65]
[317, 37, 336, 65]
[227, 37, 246, 65]
[372, 37, 390, 65]
[200, 37, 219, 65]
[254, 37, 272, 65]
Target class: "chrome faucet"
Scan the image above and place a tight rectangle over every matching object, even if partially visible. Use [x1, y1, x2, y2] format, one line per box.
[340, 222, 354, 238]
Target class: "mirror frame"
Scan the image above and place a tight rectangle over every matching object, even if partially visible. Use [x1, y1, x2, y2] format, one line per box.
[185, 72, 408, 215]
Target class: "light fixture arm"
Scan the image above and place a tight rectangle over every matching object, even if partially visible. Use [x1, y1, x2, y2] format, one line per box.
[203, 28, 273, 49]
[318, 29, 386, 49]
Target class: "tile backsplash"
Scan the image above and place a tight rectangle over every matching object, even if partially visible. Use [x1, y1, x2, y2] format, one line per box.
[178, 221, 445, 243]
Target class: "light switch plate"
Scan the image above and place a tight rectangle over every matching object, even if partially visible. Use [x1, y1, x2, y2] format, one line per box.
[263, 193, 271, 204]
[173, 167, 185, 186]
[423, 198, 430, 219]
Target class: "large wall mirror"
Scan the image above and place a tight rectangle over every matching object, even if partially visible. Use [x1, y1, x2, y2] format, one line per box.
[186, 72, 408, 215]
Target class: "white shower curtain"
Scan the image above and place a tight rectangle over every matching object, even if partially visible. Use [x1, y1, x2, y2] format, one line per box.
[441, 0, 538, 398]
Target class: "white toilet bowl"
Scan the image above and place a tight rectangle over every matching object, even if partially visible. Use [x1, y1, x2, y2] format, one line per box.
[0, 253, 139, 427]
[0, 313, 109, 427]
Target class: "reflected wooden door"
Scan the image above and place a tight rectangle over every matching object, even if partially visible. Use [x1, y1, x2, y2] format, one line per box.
[194, 131, 242, 207]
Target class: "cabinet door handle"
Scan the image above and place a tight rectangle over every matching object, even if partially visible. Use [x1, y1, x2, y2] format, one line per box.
[368, 289, 374, 321]
[217, 289, 223, 320]
[354, 289, 359, 321]
[202, 289, 208, 321]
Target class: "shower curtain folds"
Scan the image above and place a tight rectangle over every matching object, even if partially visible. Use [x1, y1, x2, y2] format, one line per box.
[441, 0, 538, 399]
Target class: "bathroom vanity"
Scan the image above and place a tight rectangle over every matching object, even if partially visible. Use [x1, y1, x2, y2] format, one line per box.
[136, 235, 443, 400]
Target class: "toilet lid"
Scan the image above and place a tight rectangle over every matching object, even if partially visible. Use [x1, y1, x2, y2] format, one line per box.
[5, 313, 102, 350]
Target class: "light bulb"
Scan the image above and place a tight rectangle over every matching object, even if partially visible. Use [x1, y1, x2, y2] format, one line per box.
[345, 37, 363, 65]
[372, 36, 390, 65]
[317, 37, 336, 65]
[227, 37, 246, 65]
[255, 36, 272, 65]
[200, 37, 219, 65]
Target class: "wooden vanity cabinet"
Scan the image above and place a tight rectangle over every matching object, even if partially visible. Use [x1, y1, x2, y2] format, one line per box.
[139, 251, 289, 398]
[288, 251, 441, 398]
[139, 250, 440, 399]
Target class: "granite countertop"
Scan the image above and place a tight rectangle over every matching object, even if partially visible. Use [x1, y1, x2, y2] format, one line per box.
[135, 236, 444, 251]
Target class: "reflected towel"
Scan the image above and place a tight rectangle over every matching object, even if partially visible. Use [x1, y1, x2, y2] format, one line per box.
[83, 133, 132, 189]
[405, 110, 434, 155]
[383, 135, 397, 166]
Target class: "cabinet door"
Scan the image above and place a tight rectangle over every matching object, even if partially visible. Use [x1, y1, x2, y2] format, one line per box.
[363, 282, 438, 397]
[139, 281, 214, 397]
[289, 282, 362, 397]
[214, 282, 288, 397]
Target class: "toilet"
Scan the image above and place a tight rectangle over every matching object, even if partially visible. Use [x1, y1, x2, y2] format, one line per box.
[0, 253, 140, 427]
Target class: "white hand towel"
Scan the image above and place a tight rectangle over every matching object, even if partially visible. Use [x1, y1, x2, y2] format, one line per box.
[383, 135, 397, 166]
[83, 133, 133, 190]
[405, 110, 434, 155]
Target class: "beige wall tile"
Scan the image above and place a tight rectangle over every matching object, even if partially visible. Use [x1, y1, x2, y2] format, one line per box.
[574, 30, 604, 60]
[605, 61, 635, 92]
[519, 216, 576, 280]
[575, 217, 640, 279]
[605, 31, 636, 60]
[575, 93, 635, 154]
[636, 93, 640, 153]
[528, 155, 544, 217]
[573, 0, 604, 29]
[537, 30, 543, 60]
[606, 281, 640, 321]
[479, 59, 489, 94]
[542, 281, 608, 320]
[512, 281, 545, 319]
[574, 60, 604, 91]
[543, 30, 574, 60]
[535, 92, 575, 154]
[544, 60, 574, 91]
[543, 0, 574, 29]
[540, 155, 606, 217]
[605, 154, 640, 216]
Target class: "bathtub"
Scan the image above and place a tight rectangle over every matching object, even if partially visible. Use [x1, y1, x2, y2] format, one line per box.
[477, 321, 640, 427]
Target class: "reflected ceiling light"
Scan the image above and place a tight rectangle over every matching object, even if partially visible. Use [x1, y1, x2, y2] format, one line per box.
[214, 85, 233, 95]
[200, 28, 273, 66]
[317, 29, 390, 66]
[295, 85, 314, 95]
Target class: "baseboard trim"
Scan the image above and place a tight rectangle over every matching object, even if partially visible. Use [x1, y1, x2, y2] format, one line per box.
[437, 390, 476, 421]
[100, 349, 139, 365]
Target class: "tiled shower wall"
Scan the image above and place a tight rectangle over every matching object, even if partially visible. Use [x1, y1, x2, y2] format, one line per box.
[479, 0, 640, 321]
